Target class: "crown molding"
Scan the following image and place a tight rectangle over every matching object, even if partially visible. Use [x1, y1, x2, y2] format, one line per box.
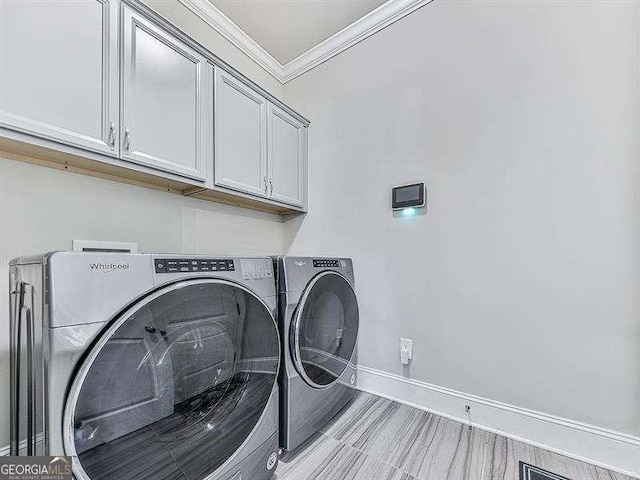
[178, 0, 432, 84]
[282, 0, 433, 82]
[176, 0, 285, 81]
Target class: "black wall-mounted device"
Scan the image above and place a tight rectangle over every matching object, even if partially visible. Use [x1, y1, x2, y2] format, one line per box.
[392, 183, 426, 210]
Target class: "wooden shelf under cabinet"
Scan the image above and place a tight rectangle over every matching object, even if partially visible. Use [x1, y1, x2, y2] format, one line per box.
[0, 136, 305, 216]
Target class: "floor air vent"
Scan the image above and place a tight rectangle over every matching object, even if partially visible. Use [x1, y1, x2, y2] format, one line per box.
[519, 462, 571, 480]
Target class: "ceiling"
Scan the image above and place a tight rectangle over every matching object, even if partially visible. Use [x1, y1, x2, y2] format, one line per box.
[209, 0, 387, 65]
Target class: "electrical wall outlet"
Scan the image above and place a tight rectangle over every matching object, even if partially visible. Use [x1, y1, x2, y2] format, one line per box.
[400, 337, 413, 365]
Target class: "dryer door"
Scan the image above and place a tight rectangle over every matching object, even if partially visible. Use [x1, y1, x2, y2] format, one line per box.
[63, 279, 279, 480]
[291, 271, 359, 389]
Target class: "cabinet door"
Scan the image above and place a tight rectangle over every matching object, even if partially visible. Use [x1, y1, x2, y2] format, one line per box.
[121, 6, 207, 182]
[267, 104, 306, 207]
[214, 68, 267, 197]
[0, 0, 119, 156]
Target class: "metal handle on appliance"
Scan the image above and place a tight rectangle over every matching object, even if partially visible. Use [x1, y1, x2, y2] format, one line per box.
[9, 283, 25, 455]
[29, 285, 36, 455]
[264, 176, 268, 194]
[269, 179, 273, 196]
[10, 283, 34, 455]
[108, 122, 116, 149]
[124, 128, 131, 151]
[26, 304, 34, 456]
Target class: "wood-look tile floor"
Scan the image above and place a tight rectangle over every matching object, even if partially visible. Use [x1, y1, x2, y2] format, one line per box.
[274, 392, 636, 480]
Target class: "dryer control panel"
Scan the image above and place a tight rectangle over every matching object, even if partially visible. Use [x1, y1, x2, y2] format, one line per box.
[313, 259, 347, 268]
[154, 258, 234, 273]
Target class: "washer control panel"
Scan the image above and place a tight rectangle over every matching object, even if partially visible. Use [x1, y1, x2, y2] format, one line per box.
[313, 259, 340, 268]
[155, 258, 234, 273]
[241, 258, 273, 280]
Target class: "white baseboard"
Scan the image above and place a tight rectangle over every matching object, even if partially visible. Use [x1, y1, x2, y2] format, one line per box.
[356, 365, 640, 479]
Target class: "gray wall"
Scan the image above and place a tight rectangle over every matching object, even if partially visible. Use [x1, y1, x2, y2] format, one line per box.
[283, 0, 639, 436]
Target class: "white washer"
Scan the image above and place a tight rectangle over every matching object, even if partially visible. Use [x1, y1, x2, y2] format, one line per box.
[10, 252, 280, 480]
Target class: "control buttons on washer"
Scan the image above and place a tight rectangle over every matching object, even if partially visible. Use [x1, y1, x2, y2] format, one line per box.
[154, 258, 235, 274]
[167, 260, 180, 272]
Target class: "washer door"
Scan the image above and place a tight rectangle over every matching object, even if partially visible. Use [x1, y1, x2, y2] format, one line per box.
[64, 279, 279, 480]
[291, 271, 359, 389]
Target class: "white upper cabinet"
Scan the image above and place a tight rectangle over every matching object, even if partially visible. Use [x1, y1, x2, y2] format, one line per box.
[121, 6, 207, 182]
[214, 67, 268, 197]
[0, 0, 119, 156]
[267, 104, 306, 207]
[0, 0, 308, 212]
[213, 67, 307, 207]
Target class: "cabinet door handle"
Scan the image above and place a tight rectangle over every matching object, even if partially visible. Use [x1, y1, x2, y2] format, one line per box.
[269, 179, 273, 196]
[108, 122, 116, 149]
[124, 128, 131, 152]
[263, 176, 268, 194]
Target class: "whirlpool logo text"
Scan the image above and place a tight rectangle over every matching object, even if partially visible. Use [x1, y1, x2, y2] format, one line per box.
[88, 262, 131, 273]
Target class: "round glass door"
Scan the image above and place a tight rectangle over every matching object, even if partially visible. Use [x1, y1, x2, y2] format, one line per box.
[64, 279, 279, 480]
[291, 271, 359, 389]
